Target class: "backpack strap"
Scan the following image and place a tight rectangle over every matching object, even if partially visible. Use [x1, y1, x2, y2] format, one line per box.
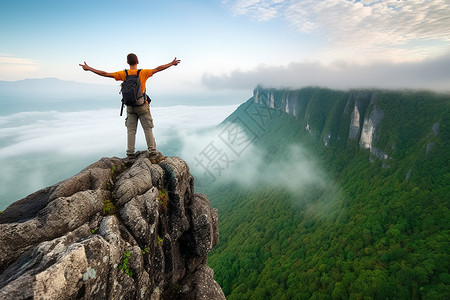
[136, 69, 148, 103]
[124, 69, 140, 78]
[120, 102, 125, 116]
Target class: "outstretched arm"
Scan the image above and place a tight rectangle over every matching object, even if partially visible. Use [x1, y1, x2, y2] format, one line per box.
[153, 57, 180, 74]
[79, 62, 114, 78]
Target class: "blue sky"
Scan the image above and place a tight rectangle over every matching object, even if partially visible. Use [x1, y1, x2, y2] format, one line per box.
[1, 0, 450, 93]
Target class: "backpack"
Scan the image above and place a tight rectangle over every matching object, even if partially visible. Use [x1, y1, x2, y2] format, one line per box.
[121, 69, 145, 106]
[119, 69, 151, 116]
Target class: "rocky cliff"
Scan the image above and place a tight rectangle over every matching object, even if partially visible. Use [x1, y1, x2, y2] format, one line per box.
[253, 86, 380, 151]
[0, 153, 225, 299]
[252, 85, 447, 168]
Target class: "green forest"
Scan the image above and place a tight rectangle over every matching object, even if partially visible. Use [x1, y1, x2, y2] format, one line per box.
[205, 88, 450, 299]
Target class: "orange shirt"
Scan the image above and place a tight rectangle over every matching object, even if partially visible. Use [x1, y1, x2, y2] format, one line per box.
[112, 69, 154, 93]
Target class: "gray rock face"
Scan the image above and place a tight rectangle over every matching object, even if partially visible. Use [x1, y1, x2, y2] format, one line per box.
[359, 106, 384, 150]
[348, 104, 361, 140]
[0, 153, 224, 300]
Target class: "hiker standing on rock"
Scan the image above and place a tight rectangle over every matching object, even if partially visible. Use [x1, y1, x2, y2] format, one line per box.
[79, 54, 180, 163]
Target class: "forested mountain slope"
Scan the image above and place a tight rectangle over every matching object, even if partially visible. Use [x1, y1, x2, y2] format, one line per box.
[207, 87, 449, 299]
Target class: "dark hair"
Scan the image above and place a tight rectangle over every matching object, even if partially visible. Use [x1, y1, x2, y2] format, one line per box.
[127, 53, 138, 65]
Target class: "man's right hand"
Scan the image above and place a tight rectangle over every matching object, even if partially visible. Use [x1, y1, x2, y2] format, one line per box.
[171, 57, 180, 66]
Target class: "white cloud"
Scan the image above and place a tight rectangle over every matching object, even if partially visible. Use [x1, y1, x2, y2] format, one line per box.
[0, 105, 238, 209]
[225, 0, 450, 63]
[202, 50, 450, 91]
[225, 0, 283, 21]
[0, 110, 122, 158]
[0, 55, 37, 65]
[0, 54, 39, 80]
[0, 106, 238, 159]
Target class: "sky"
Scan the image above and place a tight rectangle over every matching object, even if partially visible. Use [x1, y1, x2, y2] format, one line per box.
[1, 0, 450, 94]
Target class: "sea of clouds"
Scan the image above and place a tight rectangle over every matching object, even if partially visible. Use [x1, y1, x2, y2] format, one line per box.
[0, 105, 238, 209]
[1, 103, 339, 214]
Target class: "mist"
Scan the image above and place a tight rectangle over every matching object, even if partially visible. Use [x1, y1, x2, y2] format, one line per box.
[0, 105, 238, 210]
[1, 102, 339, 213]
[177, 124, 338, 210]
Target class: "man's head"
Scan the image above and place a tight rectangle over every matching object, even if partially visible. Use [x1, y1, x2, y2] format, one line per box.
[127, 53, 138, 66]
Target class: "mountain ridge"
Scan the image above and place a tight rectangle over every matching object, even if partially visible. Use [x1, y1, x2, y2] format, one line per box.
[248, 86, 449, 171]
[208, 86, 449, 299]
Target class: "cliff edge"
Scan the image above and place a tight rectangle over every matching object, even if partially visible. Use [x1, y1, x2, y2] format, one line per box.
[0, 152, 225, 300]
[250, 86, 447, 169]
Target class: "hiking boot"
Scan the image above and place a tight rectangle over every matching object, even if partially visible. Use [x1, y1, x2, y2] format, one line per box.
[149, 151, 166, 164]
[124, 153, 136, 166]
[126, 153, 136, 159]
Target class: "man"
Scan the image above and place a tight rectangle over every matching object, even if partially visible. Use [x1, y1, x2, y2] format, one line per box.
[79, 54, 180, 163]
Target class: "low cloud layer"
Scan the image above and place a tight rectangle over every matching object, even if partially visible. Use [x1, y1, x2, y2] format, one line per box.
[1, 104, 340, 216]
[202, 51, 450, 91]
[0, 105, 238, 209]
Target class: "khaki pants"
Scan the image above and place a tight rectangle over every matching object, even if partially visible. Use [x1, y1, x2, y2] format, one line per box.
[125, 104, 156, 155]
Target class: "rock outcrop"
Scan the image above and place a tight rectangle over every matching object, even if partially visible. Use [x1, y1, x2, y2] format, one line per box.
[248, 86, 447, 172]
[251, 86, 386, 158]
[0, 152, 224, 300]
[252, 86, 380, 148]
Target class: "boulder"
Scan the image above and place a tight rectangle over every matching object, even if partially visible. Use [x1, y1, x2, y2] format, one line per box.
[0, 152, 224, 300]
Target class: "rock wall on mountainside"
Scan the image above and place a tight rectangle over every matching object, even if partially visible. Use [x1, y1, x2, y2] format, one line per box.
[253, 86, 380, 151]
[251, 86, 445, 169]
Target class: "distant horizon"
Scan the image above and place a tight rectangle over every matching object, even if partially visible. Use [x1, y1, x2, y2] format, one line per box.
[2, 76, 449, 95]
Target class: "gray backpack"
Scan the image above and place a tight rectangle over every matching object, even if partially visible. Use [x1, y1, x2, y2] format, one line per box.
[120, 69, 150, 115]
[121, 69, 144, 106]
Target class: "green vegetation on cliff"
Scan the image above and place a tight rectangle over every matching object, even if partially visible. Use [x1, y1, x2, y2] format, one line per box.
[207, 88, 450, 299]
